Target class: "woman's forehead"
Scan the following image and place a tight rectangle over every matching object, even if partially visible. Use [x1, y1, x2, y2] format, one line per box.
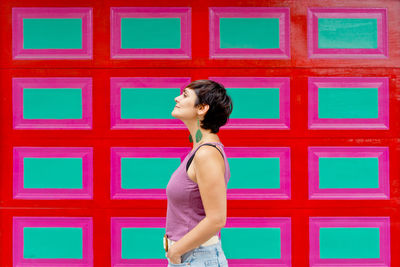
[184, 87, 194, 94]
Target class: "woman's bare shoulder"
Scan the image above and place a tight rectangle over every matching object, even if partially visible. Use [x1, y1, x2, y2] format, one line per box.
[193, 145, 224, 165]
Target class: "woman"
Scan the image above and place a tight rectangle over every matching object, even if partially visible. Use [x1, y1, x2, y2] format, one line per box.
[165, 79, 233, 266]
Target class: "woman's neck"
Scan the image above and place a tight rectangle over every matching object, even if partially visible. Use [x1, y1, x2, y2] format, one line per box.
[192, 135, 221, 150]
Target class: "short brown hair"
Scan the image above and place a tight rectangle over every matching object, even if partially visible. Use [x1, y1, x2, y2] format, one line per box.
[186, 79, 233, 133]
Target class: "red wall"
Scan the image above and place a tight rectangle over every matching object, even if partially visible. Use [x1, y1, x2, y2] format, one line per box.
[1, 0, 399, 266]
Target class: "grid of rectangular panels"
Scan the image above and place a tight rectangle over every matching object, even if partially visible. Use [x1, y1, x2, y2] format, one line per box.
[13, 147, 93, 200]
[110, 217, 291, 266]
[13, 217, 93, 266]
[111, 217, 167, 266]
[1, 1, 398, 267]
[309, 217, 390, 267]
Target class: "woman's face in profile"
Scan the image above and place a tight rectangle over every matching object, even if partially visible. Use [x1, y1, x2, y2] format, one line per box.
[172, 87, 197, 119]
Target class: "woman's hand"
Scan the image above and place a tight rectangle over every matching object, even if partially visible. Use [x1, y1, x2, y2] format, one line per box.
[166, 246, 182, 264]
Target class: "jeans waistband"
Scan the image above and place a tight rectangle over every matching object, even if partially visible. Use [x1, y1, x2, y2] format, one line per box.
[163, 234, 219, 252]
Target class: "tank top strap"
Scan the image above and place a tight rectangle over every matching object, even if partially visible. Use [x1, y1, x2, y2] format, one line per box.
[186, 142, 224, 172]
[192, 142, 223, 153]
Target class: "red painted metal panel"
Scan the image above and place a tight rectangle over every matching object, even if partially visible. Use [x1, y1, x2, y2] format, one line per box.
[0, 0, 399, 266]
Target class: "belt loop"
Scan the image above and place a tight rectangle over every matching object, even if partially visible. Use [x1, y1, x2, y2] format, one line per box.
[164, 234, 168, 252]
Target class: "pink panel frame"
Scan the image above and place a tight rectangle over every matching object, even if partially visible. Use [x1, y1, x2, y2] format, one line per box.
[12, 7, 93, 60]
[111, 217, 169, 266]
[209, 77, 290, 129]
[209, 7, 290, 59]
[308, 77, 389, 130]
[110, 7, 192, 59]
[308, 147, 390, 200]
[13, 147, 93, 200]
[110, 147, 190, 199]
[13, 77, 92, 129]
[225, 147, 291, 200]
[307, 8, 388, 59]
[309, 217, 390, 267]
[225, 217, 291, 266]
[13, 217, 93, 267]
[110, 77, 191, 129]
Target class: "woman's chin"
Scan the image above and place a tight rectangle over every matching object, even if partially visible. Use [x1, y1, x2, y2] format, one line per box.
[171, 111, 178, 118]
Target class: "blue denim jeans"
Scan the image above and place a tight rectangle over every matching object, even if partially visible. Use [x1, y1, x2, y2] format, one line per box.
[167, 240, 228, 267]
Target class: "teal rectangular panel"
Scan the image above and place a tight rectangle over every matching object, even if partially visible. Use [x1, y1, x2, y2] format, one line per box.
[120, 88, 180, 119]
[23, 227, 83, 259]
[222, 228, 281, 259]
[318, 18, 378, 49]
[23, 158, 83, 189]
[121, 227, 165, 259]
[121, 18, 181, 49]
[319, 157, 379, 189]
[318, 88, 378, 119]
[23, 18, 83, 49]
[227, 88, 280, 119]
[23, 88, 83, 119]
[121, 157, 181, 189]
[320, 227, 380, 259]
[228, 158, 280, 189]
[219, 18, 280, 49]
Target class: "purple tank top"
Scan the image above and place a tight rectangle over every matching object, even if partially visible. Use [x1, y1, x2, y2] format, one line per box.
[165, 142, 230, 241]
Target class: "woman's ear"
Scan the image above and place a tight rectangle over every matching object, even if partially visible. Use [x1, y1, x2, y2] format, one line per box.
[198, 104, 210, 116]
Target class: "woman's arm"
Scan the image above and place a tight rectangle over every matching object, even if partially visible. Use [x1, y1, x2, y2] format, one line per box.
[167, 146, 227, 260]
